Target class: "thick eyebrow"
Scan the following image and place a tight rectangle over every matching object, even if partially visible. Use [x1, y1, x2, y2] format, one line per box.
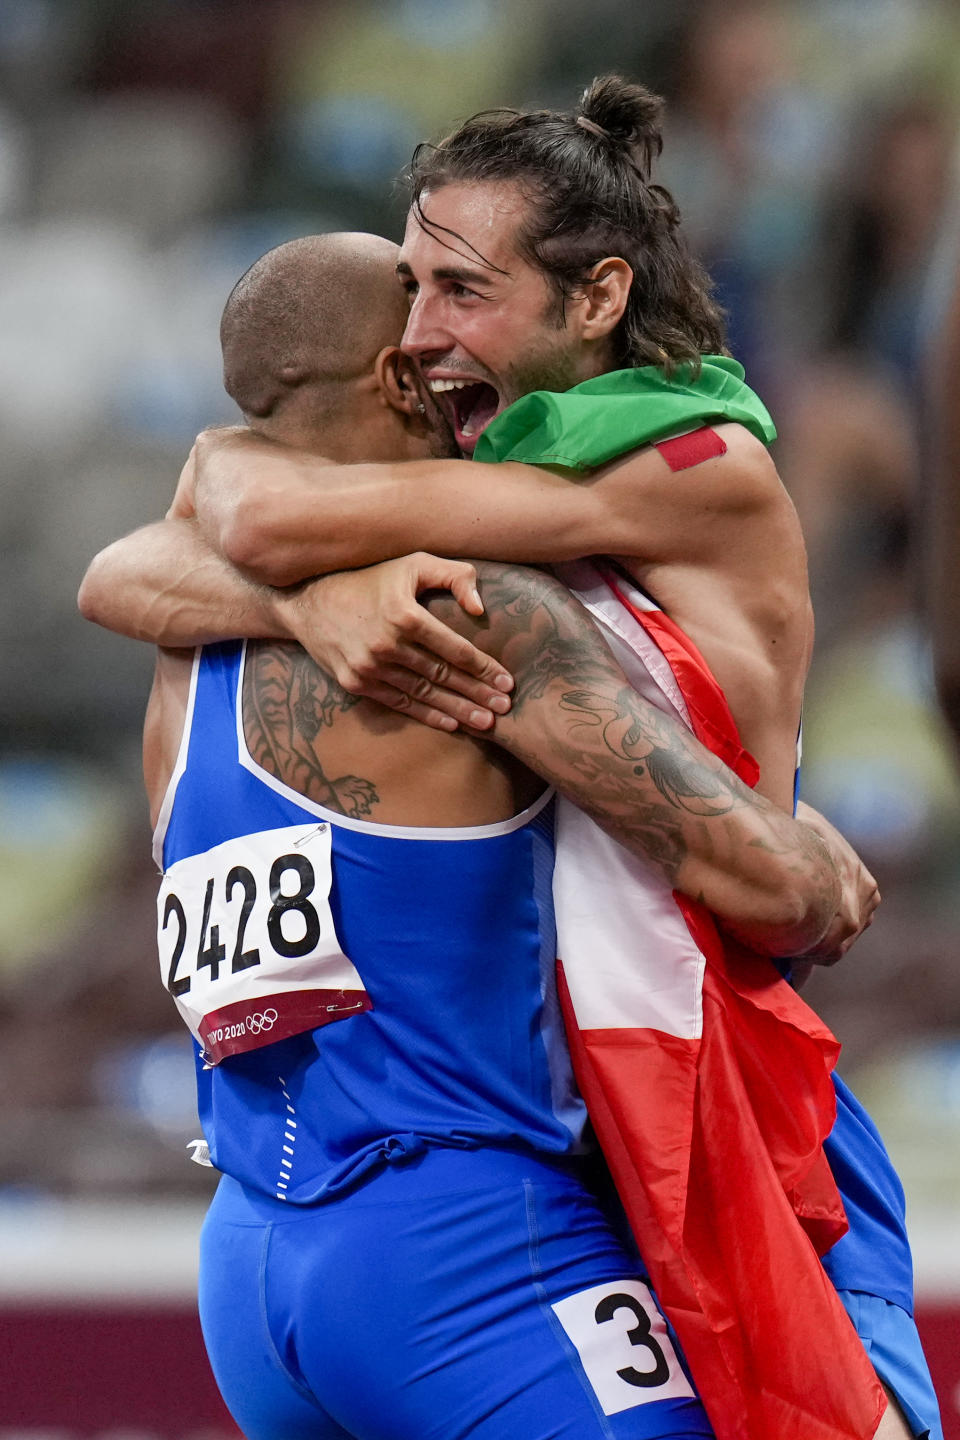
[396, 260, 499, 287]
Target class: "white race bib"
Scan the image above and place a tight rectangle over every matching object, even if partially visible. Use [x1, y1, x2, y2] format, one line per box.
[552, 1279, 694, 1415]
[157, 823, 370, 1064]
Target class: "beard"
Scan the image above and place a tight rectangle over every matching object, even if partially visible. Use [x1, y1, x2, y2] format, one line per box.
[491, 294, 584, 415]
[497, 343, 582, 412]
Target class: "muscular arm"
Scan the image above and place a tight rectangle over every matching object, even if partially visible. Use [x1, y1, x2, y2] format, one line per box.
[77, 517, 288, 646]
[427, 563, 868, 960]
[79, 415, 786, 734]
[192, 423, 773, 587]
[77, 436, 282, 644]
[78, 520, 516, 732]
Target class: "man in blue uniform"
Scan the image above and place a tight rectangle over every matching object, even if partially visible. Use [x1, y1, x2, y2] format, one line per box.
[79, 83, 944, 1428]
[97, 231, 874, 1440]
[122, 80, 941, 1440]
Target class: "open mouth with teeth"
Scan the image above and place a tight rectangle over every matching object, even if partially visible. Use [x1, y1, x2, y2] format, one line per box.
[429, 377, 501, 452]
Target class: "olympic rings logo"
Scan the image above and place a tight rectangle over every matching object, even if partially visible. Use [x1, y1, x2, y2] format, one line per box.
[246, 1008, 279, 1035]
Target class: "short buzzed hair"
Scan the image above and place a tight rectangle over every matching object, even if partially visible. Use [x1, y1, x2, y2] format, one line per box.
[221, 232, 409, 418]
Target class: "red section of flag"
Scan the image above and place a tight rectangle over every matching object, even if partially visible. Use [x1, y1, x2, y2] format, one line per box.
[559, 941, 884, 1440]
[654, 427, 727, 471]
[558, 567, 887, 1440]
[604, 574, 759, 788]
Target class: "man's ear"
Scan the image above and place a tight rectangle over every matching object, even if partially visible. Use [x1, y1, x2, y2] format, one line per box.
[374, 346, 419, 415]
[575, 257, 633, 341]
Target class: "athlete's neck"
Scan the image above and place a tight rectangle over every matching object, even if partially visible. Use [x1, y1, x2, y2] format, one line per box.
[248, 407, 431, 465]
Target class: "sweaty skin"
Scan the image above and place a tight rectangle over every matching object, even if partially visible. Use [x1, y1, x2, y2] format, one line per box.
[82, 230, 880, 961]
[83, 232, 872, 964]
[138, 181, 810, 813]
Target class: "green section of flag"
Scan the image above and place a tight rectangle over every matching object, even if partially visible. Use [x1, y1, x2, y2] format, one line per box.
[474, 357, 776, 472]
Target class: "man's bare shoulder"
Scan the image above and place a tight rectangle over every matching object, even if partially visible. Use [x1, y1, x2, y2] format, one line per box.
[597, 420, 780, 506]
[577, 421, 788, 568]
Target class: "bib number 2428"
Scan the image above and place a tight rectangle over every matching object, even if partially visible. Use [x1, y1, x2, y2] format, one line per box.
[162, 851, 322, 998]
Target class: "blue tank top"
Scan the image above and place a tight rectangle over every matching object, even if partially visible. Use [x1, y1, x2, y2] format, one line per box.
[820, 1077, 914, 1311]
[155, 641, 585, 1203]
[791, 766, 914, 1310]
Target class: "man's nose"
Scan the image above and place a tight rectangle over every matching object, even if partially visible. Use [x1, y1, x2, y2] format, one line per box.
[402, 291, 448, 357]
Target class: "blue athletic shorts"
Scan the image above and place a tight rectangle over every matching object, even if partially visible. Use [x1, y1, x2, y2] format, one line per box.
[198, 1146, 715, 1440]
[837, 1290, 944, 1440]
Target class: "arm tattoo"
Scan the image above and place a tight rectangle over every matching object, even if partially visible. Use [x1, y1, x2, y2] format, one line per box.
[475, 568, 598, 706]
[242, 642, 379, 819]
[455, 564, 833, 917]
[559, 687, 734, 814]
[477, 568, 740, 808]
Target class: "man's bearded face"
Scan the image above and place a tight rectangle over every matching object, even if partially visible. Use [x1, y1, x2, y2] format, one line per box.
[397, 181, 585, 456]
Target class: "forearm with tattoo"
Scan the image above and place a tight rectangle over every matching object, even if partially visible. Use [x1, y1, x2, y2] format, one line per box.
[429, 565, 838, 950]
[234, 563, 838, 952]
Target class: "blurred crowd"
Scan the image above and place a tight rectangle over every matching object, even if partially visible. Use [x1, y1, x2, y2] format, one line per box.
[1, 0, 958, 1215]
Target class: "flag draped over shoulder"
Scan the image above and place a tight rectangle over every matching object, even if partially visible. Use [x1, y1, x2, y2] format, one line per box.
[477, 366, 886, 1440]
[473, 356, 777, 468]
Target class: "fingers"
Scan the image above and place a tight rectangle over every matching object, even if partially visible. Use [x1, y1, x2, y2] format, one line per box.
[332, 647, 510, 730]
[803, 873, 882, 965]
[343, 678, 462, 733]
[290, 554, 518, 732]
[400, 605, 514, 692]
[312, 638, 511, 729]
[434, 564, 484, 617]
[410, 553, 484, 617]
[353, 659, 505, 730]
[391, 639, 512, 707]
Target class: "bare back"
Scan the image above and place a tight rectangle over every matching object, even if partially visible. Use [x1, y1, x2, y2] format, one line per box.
[144, 641, 543, 835]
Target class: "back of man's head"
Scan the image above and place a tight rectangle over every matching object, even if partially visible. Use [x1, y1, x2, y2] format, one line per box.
[220, 232, 409, 429]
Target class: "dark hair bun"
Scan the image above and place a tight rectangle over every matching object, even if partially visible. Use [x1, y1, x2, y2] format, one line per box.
[578, 75, 664, 175]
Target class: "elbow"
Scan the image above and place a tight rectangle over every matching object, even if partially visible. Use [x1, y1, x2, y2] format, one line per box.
[214, 485, 269, 571]
[218, 525, 276, 581]
[215, 493, 289, 584]
[712, 875, 823, 958]
[769, 884, 819, 943]
[77, 553, 112, 626]
[749, 885, 808, 939]
[214, 487, 332, 586]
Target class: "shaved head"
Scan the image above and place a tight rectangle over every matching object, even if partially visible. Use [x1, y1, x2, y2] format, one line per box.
[221, 232, 409, 419]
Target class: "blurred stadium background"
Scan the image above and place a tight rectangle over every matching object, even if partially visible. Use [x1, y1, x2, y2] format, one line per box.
[1, 0, 958, 1433]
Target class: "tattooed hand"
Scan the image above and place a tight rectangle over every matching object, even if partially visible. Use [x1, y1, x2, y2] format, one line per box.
[791, 802, 880, 962]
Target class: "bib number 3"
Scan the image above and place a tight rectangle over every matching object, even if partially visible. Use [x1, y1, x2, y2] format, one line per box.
[552, 1279, 695, 1416]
